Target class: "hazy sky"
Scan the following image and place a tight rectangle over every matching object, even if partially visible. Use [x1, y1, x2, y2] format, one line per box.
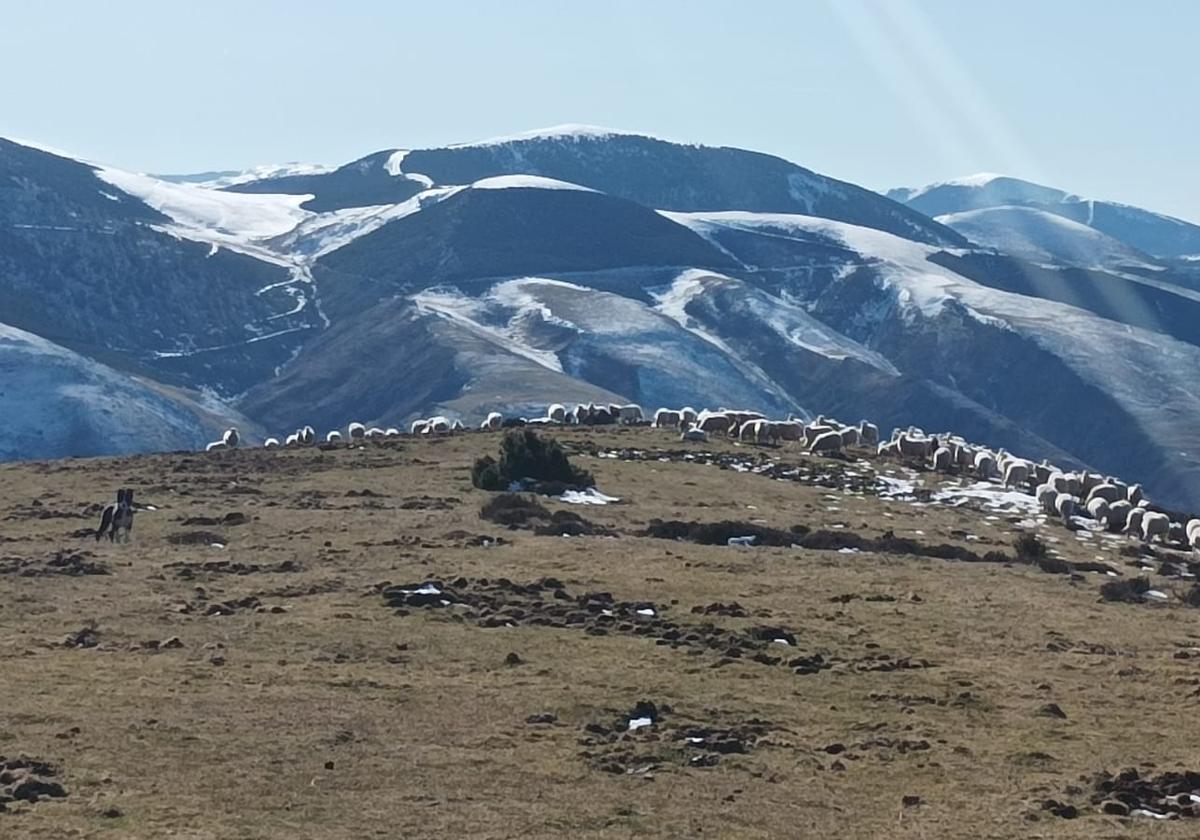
[3, 1, 1197, 221]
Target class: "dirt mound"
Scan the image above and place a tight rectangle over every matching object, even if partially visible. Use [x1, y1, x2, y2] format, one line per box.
[578, 702, 778, 775]
[381, 576, 926, 677]
[165, 559, 301, 580]
[1047, 768, 1200, 819]
[0, 550, 109, 577]
[167, 531, 228, 546]
[479, 494, 612, 536]
[181, 512, 250, 527]
[1099, 577, 1153, 603]
[0, 756, 68, 811]
[643, 519, 806, 547]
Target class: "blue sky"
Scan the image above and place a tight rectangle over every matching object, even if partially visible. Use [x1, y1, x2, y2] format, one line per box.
[3, 1, 1197, 221]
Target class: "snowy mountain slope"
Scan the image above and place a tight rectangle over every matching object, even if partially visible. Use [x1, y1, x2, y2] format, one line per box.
[157, 162, 335, 188]
[0, 137, 324, 394]
[935, 205, 1152, 268]
[670, 210, 1200, 505]
[4, 128, 1200, 509]
[236, 295, 629, 431]
[891, 173, 1200, 259]
[224, 149, 430, 212]
[0, 322, 256, 460]
[231, 126, 964, 247]
[312, 181, 738, 318]
[887, 174, 1071, 216]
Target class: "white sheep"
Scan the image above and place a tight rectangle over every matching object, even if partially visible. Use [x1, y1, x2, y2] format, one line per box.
[931, 447, 953, 471]
[1141, 511, 1171, 544]
[385, 428, 401, 437]
[1105, 500, 1132, 531]
[365, 427, 386, 438]
[616, 404, 644, 425]
[222, 427, 240, 448]
[1035, 483, 1058, 514]
[348, 422, 367, 441]
[858, 421, 879, 447]
[205, 440, 227, 452]
[1188, 519, 1200, 555]
[839, 426, 861, 447]
[285, 432, 301, 447]
[1086, 484, 1121, 505]
[411, 419, 430, 435]
[1003, 461, 1030, 490]
[326, 430, 343, 443]
[482, 412, 503, 431]
[679, 423, 708, 442]
[1128, 484, 1144, 505]
[1086, 497, 1110, 524]
[680, 407, 698, 425]
[899, 434, 936, 459]
[301, 426, 316, 446]
[654, 408, 682, 429]
[974, 451, 997, 480]
[809, 430, 844, 454]
[1053, 492, 1076, 525]
[263, 438, 280, 449]
[1124, 507, 1146, 539]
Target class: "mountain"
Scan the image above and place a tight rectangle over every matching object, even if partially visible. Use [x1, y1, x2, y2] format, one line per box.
[0, 322, 254, 459]
[229, 126, 966, 247]
[0, 138, 322, 395]
[933, 206, 1152, 269]
[3, 129, 1200, 509]
[889, 173, 1200, 259]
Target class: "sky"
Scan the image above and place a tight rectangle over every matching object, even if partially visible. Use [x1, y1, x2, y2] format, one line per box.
[3, 0, 1198, 222]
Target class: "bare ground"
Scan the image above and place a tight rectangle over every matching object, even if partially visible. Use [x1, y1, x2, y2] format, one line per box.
[0, 427, 1197, 838]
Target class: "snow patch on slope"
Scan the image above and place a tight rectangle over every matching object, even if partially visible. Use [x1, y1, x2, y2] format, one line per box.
[277, 186, 463, 258]
[936, 205, 1153, 268]
[413, 285, 566, 373]
[95, 167, 312, 241]
[162, 162, 335, 189]
[470, 174, 597, 193]
[0, 322, 247, 459]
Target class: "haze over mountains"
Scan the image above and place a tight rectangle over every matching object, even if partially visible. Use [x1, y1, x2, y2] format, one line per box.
[3, 126, 1200, 507]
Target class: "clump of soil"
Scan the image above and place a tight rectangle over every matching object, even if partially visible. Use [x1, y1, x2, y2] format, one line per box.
[577, 702, 777, 775]
[167, 531, 227, 546]
[165, 559, 301, 580]
[472, 429, 594, 491]
[380, 576, 926, 677]
[479, 494, 611, 536]
[643, 519, 807, 547]
[0, 756, 68, 810]
[181, 512, 249, 527]
[0, 550, 109, 577]
[1047, 768, 1200, 819]
[1099, 577, 1153, 603]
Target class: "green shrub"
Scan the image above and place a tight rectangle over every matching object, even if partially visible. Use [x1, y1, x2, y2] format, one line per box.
[471, 429, 594, 491]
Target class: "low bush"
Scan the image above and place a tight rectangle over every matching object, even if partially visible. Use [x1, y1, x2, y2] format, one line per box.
[471, 430, 594, 491]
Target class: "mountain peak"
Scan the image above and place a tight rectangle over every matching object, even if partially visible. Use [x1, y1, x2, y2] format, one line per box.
[448, 124, 659, 149]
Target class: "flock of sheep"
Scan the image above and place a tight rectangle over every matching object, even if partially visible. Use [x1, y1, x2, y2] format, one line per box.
[202, 400, 1200, 555]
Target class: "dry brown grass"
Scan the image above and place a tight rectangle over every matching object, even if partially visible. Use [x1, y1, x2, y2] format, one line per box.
[1, 427, 1198, 838]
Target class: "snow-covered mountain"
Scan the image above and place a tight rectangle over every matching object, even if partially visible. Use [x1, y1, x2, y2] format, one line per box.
[934, 206, 1153, 269]
[889, 173, 1200, 259]
[3, 130, 1200, 509]
[0, 322, 255, 460]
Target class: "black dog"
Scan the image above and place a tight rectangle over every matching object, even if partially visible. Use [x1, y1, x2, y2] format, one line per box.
[96, 488, 135, 542]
